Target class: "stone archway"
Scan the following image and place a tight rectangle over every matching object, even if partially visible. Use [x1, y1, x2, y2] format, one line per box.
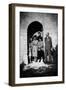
[27, 21, 43, 63]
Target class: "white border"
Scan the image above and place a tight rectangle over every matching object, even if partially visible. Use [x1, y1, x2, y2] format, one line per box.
[15, 6, 63, 84]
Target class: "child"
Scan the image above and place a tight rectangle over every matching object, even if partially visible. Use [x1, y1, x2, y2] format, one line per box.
[31, 36, 38, 62]
[37, 37, 44, 62]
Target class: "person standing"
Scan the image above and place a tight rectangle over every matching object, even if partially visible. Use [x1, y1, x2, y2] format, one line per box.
[37, 37, 44, 62]
[45, 32, 52, 63]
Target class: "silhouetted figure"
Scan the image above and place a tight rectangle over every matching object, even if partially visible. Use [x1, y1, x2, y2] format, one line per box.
[45, 32, 52, 63]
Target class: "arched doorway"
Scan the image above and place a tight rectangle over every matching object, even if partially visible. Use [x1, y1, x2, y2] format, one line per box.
[27, 21, 44, 63]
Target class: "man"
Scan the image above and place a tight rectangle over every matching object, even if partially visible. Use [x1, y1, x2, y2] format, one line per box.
[45, 32, 52, 63]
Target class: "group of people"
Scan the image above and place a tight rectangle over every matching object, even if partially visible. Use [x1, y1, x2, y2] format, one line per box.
[28, 32, 53, 63]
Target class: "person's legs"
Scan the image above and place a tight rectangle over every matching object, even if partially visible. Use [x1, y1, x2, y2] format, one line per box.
[45, 49, 48, 63]
[48, 49, 52, 63]
[41, 50, 44, 62]
[39, 50, 43, 62]
[37, 51, 41, 62]
[34, 57, 37, 62]
[39, 51, 41, 62]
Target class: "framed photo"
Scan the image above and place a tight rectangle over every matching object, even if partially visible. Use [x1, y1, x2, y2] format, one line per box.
[9, 3, 64, 86]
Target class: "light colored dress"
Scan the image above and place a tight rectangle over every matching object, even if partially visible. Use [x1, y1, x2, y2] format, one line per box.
[32, 40, 38, 57]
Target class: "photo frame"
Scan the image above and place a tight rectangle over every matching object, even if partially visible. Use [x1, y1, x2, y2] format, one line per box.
[9, 3, 64, 86]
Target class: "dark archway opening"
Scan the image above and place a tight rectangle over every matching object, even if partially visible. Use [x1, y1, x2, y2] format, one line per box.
[27, 21, 43, 41]
[27, 21, 43, 64]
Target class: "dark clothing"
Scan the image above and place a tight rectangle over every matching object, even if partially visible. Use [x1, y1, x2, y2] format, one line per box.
[45, 36, 52, 50]
[37, 35, 43, 41]
[45, 36, 52, 63]
[38, 50, 44, 59]
[37, 40, 44, 62]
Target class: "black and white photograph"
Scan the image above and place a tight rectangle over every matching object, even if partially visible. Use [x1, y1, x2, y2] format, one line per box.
[9, 4, 64, 86]
[20, 12, 58, 78]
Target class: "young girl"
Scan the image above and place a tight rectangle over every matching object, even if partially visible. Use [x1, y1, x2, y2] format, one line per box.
[31, 36, 38, 62]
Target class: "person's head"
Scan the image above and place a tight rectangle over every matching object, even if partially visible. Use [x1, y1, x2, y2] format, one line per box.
[46, 32, 49, 37]
[38, 31, 41, 36]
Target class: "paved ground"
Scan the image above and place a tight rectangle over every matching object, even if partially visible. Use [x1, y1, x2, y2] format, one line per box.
[20, 61, 58, 78]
